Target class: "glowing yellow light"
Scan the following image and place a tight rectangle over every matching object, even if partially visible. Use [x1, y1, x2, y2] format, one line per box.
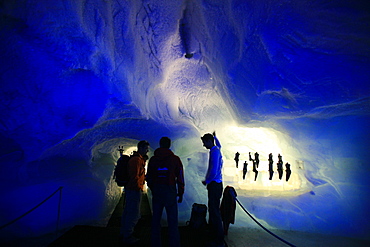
[216, 125, 311, 196]
[124, 146, 137, 156]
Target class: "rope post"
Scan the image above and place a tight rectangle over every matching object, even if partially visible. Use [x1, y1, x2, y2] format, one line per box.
[0, 185, 64, 243]
[229, 188, 297, 247]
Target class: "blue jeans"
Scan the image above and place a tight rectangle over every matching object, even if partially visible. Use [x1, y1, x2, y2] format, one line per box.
[150, 185, 180, 247]
[121, 189, 142, 238]
[207, 181, 224, 244]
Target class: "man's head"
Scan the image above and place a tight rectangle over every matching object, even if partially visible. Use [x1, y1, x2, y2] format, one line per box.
[160, 137, 171, 149]
[201, 133, 214, 149]
[137, 140, 150, 156]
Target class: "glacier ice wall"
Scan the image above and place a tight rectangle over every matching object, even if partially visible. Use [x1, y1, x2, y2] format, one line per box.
[0, 0, 370, 241]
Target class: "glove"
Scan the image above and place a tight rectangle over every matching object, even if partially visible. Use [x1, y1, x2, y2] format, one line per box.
[178, 194, 183, 203]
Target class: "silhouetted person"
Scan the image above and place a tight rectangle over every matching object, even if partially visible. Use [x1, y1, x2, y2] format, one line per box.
[201, 132, 225, 247]
[146, 137, 185, 247]
[249, 152, 253, 162]
[268, 153, 274, 180]
[242, 161, 248, 180]
[120, 140, 149, 245]
[277, 153, 283, 180]
[254, 152, 260, 168]
[252, 160, 258, 181]
[278, 153, 283, 164]
[234, 152, 240, 168]
[285, 162, 291, 182]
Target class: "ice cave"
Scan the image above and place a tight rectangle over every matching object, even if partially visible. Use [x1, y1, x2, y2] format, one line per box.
[1, 0, 369, 245]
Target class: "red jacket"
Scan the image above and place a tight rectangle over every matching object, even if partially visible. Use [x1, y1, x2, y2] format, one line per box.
[126, 151, 146, 191]
[146, 148, 185, 196]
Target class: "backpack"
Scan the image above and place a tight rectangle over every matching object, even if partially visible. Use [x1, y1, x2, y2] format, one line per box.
[147, 156, 171, 188]
[187, 203, 207, 229]
[156, 163, 170, 183]
[114, 154, 131, 187]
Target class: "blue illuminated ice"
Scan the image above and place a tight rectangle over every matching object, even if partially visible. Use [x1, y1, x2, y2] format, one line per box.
[0, 0, 369, 243]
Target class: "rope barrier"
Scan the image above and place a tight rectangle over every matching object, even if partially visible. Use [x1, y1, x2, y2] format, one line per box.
[0, 186, 63, 236]
[229, 189, 297, 247]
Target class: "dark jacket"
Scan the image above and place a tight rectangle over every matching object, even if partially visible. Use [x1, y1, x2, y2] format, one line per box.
[146, 148, 185, 196]
[220, 186, 237, 225]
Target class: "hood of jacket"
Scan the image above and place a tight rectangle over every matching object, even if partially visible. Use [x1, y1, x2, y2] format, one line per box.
[153, 147, 174, 159]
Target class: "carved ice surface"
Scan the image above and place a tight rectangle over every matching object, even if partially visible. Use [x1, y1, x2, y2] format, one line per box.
[0, 0, 369, 242]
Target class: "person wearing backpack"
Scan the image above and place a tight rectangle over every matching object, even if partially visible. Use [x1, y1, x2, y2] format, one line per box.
[114, 146, 132, 187]
[120, 140, 149, 245]
[146, 137, 185, 247]
[201, 132, 225, 247]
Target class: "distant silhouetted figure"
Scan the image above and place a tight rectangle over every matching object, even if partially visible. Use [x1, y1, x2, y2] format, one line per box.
[234, 152, 240, 168]
[277, 153, 283, 180]
[249, 152, 253, 162]
[254, 152, 259, 168]
[252, 160, 258, 181]
[242, 161, 248, 180]
[268, 153, 274, 180]
[285, 162, 291, 182]
[278, 153, 283, 164]
[220, 186, 237, 236]
[277, 163, 283, 180]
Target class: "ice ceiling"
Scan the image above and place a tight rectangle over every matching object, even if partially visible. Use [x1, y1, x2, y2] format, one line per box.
[1, 0, 370, 242]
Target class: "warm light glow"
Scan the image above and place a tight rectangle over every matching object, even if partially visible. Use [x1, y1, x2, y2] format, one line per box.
[124, 146, 137, 156]
[216, 125, 312, 196]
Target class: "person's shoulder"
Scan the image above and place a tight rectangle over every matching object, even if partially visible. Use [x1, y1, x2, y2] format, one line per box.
[129, 155, 140, 163]
[148, 155, 160, 163]
[172, 154, 182, 162]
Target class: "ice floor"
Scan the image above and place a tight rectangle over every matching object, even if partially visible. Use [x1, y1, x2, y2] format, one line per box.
[44, 192, 370, 247]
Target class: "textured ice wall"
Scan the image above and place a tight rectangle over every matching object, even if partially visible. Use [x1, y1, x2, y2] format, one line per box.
[0, 0, 369, 241]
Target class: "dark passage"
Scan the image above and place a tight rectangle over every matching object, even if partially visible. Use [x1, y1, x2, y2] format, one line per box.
[49, 192, 215, 247]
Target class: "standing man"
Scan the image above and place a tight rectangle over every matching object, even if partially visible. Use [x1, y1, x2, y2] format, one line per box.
[242, 161, 248, 180]
[201, 132, 225, 247]
[120, 140, 149, 245]
[234, 152, 240, 168]
[254, 152, 260, 168]
[268, 153, 274, 180]
[146, 137, 185, 247]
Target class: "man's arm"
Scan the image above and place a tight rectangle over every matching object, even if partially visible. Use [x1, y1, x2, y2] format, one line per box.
[146, 157, 154, 189]
[214, 134, 221, 149]
[128, 157, 141, 190]
[175, 156, 185, 203]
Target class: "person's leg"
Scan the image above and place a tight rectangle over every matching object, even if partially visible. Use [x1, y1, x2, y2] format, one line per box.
[121, 189, 142, 239]
[120, 192, 127, 237]
[151, 191, 164, 247]
[208, 184, 215, 228]
[207, 182, 224, 245]
[165, 192, 180, 247]
[223, 221, 230, 235]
